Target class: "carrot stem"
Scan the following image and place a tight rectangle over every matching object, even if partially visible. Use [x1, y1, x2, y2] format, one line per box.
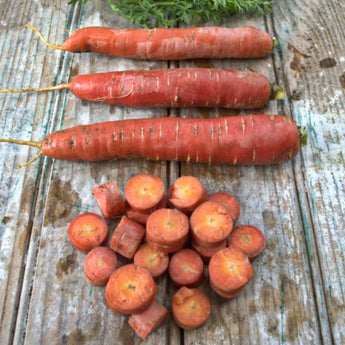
[299, 126, 308, 147]
[270, 83, 285, 100]
[25, 24, 64, 51]
[0, 83, 69, 94]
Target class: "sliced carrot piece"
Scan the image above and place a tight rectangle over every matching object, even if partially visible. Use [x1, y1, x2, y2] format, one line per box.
[93, 180, 125, 219]
[227, 225, 266, 260]
[191, 238, 227, 263]
[146, 236, 188, 255]
[209, 246, 253, 293]
[134, 243, 169, 278]
[190, 201, 233, 247]
[209, 191, 240, 222]
[209, 280, 244, 299]
[168, 176, 208, 215]
[125, 174, 165, 212]
[68, 212, 108, 253]
[84, 246, 117, 286]
[168, 249, 204, 288]
[105, 264, 157, 315]
[128, 300, 168, 340]
[172, 287, 211, 330]
[109, 216, 145, 259]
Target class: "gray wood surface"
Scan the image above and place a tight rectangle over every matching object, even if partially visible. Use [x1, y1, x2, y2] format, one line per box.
[0, 1, 344, 344]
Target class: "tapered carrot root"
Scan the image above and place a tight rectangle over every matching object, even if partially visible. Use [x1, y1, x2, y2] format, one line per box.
[0, 115, 306, 166]
[227, 225, 266, 260]
[172, 287, 211, 330]
[68, 213, 108, 253]
[84, 246, 118, 287]
[209, 192, 240, 222]
[27, 24, 274, 60]
[105, 264, 157, 315]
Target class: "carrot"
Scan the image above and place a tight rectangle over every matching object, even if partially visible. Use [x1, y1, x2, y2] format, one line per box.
[67, 212, 108, 253]
[171, 287, 211, 330]
[125, 173, 165, 213]
[208, 246, 253, 293]
[190, 201, 233, 248]
[168, 176, 208, 215]
[1, 115, 305, 167]
[227, 225, 266, 260]
[190, 238, 227, 264]
[146, 208, 189, 254]
[128, 300, 168, 340]
[93, 180, 125, 219]
[168, 249, 204, 288]
[133, 243, 169, 279]
[84, 246, 117, 287]
[27, 25, 275, 60]
[0, 68, 275, 109]
[209, 191, 240, 222]
[105, 264, 157, 315]
[209, 280, 244, 299]
[109, 215, 145, 259]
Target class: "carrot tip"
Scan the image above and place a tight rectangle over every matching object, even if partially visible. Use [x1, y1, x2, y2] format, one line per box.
[25, 24, 64, 51]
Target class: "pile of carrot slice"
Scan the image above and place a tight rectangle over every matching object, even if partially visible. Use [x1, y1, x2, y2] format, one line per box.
[67, 173, 266, 339]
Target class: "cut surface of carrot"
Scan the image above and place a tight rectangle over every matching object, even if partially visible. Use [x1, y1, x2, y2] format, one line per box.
[210, 280, 244, 299]
[209, 191, 240, 222]
[68, 212, 108, 253]
[105, 264, 157, 315]
[172, 287, 211, 330]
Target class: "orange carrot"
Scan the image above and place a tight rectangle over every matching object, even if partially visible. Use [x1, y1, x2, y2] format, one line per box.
[133, 243, 169, 279]
[209, 280, 244, 299]
[68, 212, 108, 253]
[190, 201, 233, 248]
[168, 249, 204, 288]
[171, 287, 211, 330]
[168, 176, 208, 215]
[109, 216, 145, 259]
[208, 246, 253, 293]
[209, 191, 240, 222]
[105, 264, 157, 315]
[227, 225, 266, 260]
[128, 300, 168, 340]
[84, 246, 117, 287]
[93, 180, 125, 219]
[190, 238, 227, 264]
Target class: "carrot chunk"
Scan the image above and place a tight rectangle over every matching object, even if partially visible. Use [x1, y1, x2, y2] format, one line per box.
[191, 238, 227, 263]
[109, 216, 145, 259]
[227, 225, 266, 259]
[209, 246, 253, 293]
[172, 287, 211, 330]
[128, 300, 168, 340]
[168, 176, 208, 215]
[93, 180, 125, 219]
[168, 249, 204, 288]
[105, 264, 157, 315]
[190, 201, 233, 247]
[84, 246, 117, 286]
[209, 280, 244, 299]
[68, 212, 108, 253]
[209, 191, 240, 222]
[125, 174, 165, 212]
[134, 243, 169, 278]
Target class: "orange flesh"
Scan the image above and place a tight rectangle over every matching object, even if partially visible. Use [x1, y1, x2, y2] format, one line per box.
[191, 238, 227, 263]
[210, 280, 244, 299]
[209, 191, 240, 222]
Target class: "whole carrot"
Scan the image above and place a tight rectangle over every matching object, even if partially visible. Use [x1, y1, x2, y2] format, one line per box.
[28, 25, 276, 60]
[0, 115, 306, 166]
[0, 68, 275, 109]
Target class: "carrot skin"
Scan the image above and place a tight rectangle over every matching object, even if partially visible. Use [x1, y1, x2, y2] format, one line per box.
[41, 115, 301, 165]
[61, 26, 273, 60]
[69, 69, 270, 109]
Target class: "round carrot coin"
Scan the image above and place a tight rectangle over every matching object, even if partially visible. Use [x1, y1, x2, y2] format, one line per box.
[210, 280, 244, 299]
[191, 238, 227, 263]
[68, 212, 108, 253]
[105, 264, 157, 315]
[172, 287, 211, 330]
[209, 191, 240, 222]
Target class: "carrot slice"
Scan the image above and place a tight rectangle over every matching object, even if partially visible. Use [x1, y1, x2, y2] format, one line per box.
[146, 208, 189, 253]
[128, 300, 168, 340]
[191, 238, 227, 263]
[168, 176, 208, 215]
[168, 249, 204, 288]
[68, 212, 108, 253]
[190, 201, 233, 247]
[146, 236, 188, 255]
[93, 180, 125, 219]
[209, 191, 240, 222]
[209, 246, 253, 292]
[227, 225, 266, 259]
[109, 216, 145, 259]
[105, 264, 157, 315]
[125, 174, 165, 212]
[84, 246, 117, 286]
[134, 243, 169, 278]
[172, 287, 211, 330]
[209, 280, 244, 299]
